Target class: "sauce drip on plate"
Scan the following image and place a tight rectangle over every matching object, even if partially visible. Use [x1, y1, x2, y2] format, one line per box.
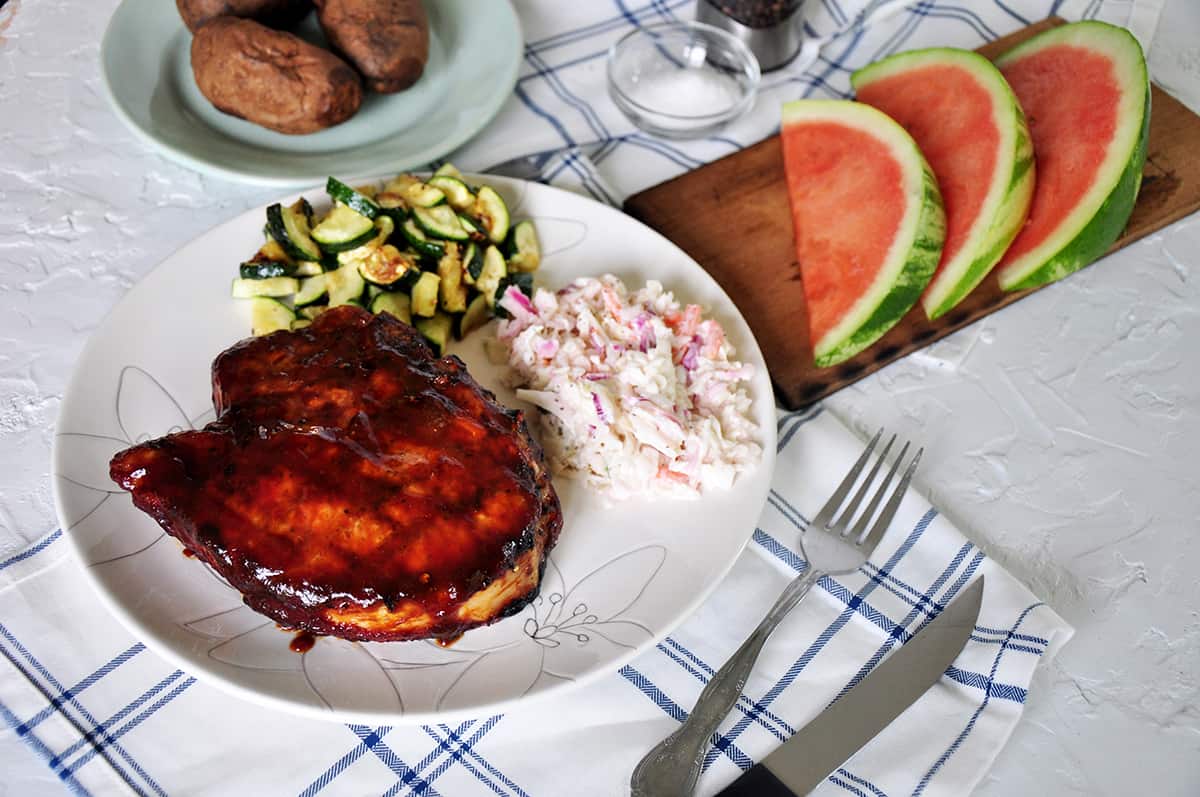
[289, 631, 316, 654]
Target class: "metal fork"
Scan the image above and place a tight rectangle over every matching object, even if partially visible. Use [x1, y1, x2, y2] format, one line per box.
[630, 430, 922, 797]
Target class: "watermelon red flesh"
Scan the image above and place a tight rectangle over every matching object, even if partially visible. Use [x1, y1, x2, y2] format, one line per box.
[995, 21, 1149, 290]
[786, 122, 905, 346]
[852, 49, 1034, 318]
[860, 67, 997, 270]
[781, 100, 945, 367]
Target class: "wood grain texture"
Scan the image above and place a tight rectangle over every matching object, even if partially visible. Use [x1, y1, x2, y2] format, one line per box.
[624, 18, 1200, 409]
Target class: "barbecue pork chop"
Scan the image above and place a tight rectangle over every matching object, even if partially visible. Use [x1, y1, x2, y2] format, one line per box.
[110, 305, 562, 642]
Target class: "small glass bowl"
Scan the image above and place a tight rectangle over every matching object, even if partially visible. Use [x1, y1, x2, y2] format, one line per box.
[607, 21, 761, 139]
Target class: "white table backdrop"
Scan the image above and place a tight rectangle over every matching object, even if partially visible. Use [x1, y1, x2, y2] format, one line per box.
[1, 0, 1198, 794]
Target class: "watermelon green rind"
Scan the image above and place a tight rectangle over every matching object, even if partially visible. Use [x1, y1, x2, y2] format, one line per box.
[781, 100, 946, 367]
[995, 21, 1150, 291]
[1001, 92, 1148, 290]
[852, 48, 1036, 319]
[817, 163, 944, 366]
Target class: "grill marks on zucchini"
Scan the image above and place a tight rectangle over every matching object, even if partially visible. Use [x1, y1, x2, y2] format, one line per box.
[233, 166, 542, 351]
[358, 245, 418, 287]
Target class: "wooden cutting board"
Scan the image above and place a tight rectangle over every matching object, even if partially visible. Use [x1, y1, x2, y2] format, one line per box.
[624, 17, 1200, 409]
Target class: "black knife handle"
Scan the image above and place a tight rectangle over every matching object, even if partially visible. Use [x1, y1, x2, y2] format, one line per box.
[718, 764, 797, 797]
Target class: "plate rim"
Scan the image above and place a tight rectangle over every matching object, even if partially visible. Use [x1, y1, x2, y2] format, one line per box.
[98, 0, 523, 187]
[51, 175, 778, 724]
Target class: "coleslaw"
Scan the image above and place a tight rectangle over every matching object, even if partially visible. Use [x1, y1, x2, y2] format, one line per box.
[496, 275, 760, 501]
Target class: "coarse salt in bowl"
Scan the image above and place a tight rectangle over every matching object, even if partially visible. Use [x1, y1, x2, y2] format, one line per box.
[606, 21, 761, 139]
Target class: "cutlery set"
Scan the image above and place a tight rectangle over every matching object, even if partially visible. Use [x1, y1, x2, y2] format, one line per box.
[630, 433, 984, 796]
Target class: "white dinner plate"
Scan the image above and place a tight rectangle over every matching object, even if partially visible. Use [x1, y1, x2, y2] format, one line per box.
[51, 176, 777, 724]
[99, 0, 521, 186]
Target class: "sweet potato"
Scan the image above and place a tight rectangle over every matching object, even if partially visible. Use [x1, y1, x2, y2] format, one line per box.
[316, 0, 428, 94]
[176, 0, 313, 33]
[191, 17, 362, 135]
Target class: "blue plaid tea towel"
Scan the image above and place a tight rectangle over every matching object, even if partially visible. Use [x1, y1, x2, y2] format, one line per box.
[1, 404, 1072, 797]
[3, 0, 1171, 793]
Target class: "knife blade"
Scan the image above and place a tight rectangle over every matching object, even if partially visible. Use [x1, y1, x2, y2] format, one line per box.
[717, 576, 985, 797]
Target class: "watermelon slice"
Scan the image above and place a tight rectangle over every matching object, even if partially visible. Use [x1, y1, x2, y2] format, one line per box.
[780, 100, 945, 367]
[994, 21, 1149, 290]
[852, 48, 1035, 319]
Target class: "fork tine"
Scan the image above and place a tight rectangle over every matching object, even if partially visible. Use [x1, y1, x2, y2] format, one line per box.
[859, 447, 923, 553]
[847, 441, 909, 543]
[831, 435, 896, 537]
[810, 429, 883, 530]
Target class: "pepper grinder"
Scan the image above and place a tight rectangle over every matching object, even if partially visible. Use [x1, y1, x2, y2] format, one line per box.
[695, 0, 804, 72]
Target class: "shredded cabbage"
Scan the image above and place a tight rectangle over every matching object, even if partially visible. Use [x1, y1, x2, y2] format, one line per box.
[497, 276, 760, 501]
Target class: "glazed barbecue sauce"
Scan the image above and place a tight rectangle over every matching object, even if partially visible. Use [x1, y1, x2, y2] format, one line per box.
[108, 306, 562, 643]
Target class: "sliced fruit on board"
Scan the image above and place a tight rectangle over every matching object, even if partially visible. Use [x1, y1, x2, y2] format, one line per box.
[993, 20, 1150, 291]
[780, 100, 946, 367]
[852, 48, 1035, 319]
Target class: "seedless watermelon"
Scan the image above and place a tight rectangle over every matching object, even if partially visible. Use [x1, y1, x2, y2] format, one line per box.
[852, 48, 1035, 319]
[994, 21, 1149, 290]
[781, 100, 945, 367]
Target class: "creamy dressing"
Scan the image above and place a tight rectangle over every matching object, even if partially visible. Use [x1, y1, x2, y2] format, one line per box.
[496, 276, 760, 502]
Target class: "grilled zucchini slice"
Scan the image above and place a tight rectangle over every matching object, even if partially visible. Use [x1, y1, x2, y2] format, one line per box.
[370, 292, 412, 325]
[231, 276, 299, 298]
[266, 199, 322, 261]
[311, 205, 377, 252]
[294, 274, 328, 306]
[326, 177, 381, 219]
[462, 242, 483, 285]
[326, 263, 367, 306]
[401, 218, 446, 258]
[249, 297, 295, 336]
[476, 245, 507, 307]
[505, 220, 541, 272]
[415, 312, 454, 356]
[358, 244, 419, 287]
[473, 186, 510, 244]
[428, 176, 474, 211]
[239, 260, 294, 279]
[410, 272, 440, 318]
[436, 244, 468, 313]
[413, 205, 469, 241]
[457, 294, 491, 339]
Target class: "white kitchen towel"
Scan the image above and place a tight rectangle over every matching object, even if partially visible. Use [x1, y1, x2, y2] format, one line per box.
[0, 406, 1072, 797]
[2, 0, 1171, 794]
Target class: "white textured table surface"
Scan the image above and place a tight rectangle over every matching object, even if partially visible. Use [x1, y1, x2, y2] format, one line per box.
[2, 0, 1198, 794]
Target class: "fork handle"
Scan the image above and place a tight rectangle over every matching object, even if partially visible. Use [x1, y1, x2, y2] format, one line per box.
[630, 568, 825, 797]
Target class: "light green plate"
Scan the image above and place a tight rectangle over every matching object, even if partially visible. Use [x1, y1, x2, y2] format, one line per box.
[100, 0, 521, 186]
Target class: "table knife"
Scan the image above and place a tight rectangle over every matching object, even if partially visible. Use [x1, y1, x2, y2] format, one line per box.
[717, 576, 985, 796]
